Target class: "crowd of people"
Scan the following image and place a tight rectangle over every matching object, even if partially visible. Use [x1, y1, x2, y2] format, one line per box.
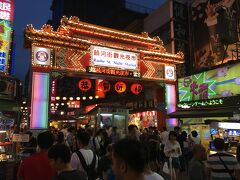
[16, 124, 240, 180]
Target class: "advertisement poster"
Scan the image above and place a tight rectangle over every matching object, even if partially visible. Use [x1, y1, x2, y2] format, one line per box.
[178, 62, 240, 102]
[191, 0, 239, 69]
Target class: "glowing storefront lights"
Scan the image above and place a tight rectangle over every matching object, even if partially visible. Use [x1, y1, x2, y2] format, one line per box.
[30, 72, 49, 129]
[166, 84, 178, 126]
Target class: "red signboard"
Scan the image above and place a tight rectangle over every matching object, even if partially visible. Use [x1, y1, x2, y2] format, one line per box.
[0, 0, 14, 22]
[87, 66, 141, 78]
[68, 101, 80, 108]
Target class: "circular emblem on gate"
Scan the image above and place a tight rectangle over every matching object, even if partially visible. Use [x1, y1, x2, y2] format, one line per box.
[36, 51, 49, 62]
[166, 69, 173, 77]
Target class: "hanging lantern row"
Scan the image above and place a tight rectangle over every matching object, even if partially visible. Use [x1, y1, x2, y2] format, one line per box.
[78, 79, 142, 95]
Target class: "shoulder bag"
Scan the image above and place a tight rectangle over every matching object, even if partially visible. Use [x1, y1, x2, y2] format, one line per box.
[217, 153, 236, 180]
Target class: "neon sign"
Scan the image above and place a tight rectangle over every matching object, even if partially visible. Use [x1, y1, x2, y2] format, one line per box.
[0, 0, 14, 22]
[0, 20, 11, 73]
[87, 66, 141, 78]
[30, 72, 49, 129]
[178, 99, 224, 109]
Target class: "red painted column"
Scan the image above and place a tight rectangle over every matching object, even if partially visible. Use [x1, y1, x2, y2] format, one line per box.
[156, 87, 166, 130]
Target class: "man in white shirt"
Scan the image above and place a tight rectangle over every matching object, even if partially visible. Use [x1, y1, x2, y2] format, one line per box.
[161, 127, 169, 146]
[71, 131, 98, 179]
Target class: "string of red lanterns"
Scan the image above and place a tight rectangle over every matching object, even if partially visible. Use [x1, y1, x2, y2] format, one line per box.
[77, 79, 142, 95]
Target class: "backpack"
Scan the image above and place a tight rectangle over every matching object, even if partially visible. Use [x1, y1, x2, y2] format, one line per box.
[75, 150, 98, 180]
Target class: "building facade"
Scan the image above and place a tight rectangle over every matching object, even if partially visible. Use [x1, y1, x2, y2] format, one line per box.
[50, 0, 150, 31]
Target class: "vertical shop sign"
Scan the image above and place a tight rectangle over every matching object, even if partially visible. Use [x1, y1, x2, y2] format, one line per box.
[172, 1, 188, 77]
[0, 0, 14, 22]
[191, 0, 238, 70]
[0, 20, 11, 73]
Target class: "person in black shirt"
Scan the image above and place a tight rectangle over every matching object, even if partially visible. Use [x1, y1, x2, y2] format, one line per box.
[48, 144, 87, 180]
[98, 144, 115, 180]
[174, 126, 186, 172]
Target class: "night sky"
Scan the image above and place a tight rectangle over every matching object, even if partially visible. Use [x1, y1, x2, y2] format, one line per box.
[13, 0, 165, 83]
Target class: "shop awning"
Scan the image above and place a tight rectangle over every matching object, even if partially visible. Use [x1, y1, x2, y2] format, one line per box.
[167, 108, 238, 118]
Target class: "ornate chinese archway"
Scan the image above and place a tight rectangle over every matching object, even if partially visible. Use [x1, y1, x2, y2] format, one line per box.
[24, 16, 184, 129]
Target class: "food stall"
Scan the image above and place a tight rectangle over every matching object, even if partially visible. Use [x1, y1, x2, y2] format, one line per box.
[0, 75, 21, 179]
[129, 111, 158, 129]
[88, 106, 129, 133]
[208, 122, 240, 156]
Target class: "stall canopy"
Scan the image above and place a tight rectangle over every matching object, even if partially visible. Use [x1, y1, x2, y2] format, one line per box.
[167, 107, 239, 118]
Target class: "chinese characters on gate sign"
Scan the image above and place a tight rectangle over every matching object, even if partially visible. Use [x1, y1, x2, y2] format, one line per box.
[0, 0, 13, 21]
[88, 66, 141, 78]
[91, 46, 138, 70]
[190, 81, 208, 101]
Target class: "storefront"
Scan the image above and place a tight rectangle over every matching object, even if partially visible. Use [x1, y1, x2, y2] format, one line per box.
[0, 75, 21, 179]
[24, 16, 184, 131]
[168, 61, 240, 153]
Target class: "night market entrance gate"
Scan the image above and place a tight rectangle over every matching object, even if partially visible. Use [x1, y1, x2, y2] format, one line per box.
[24, 16, 184, 130]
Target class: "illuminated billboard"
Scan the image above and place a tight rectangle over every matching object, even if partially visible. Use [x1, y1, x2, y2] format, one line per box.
[0, 19, 12, 73]
[0, 0, 14, 22]
[191, 0, 238, 70]
[90, 46, 139, 70]
[178, 63, 240, 102]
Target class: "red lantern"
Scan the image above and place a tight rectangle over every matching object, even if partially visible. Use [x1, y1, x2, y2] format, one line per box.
[114, 82, 126, 93]
[78, 79, 92, 91]
[99, 80, 111, 92]
[131, 83, 142, 95]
